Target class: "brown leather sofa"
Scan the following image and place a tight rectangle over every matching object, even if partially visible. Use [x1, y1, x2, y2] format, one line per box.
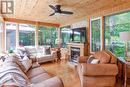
[2, 58, 64, 87]
[77, 50, 118, 87]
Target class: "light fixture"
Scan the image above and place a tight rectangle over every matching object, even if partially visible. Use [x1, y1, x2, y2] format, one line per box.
[120, 32, 130, 59]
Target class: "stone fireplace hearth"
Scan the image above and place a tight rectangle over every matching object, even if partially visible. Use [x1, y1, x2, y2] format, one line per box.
[67, 43, 88, 65]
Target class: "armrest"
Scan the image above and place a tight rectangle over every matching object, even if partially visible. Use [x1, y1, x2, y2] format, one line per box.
[51, 51, 57, 58]
[30, 56, 37, 63]
[77, 56, 89, 63]
[32, 62, 40, 69]
[31, 76, 64, 87]
[81, 63, 118, 76]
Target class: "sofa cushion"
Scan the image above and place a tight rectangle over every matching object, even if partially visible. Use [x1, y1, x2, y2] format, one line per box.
[27, 67, 46, 79]
[36, 46, 44, 54]
[30, 73, 51, 84]
[94, 51, 110, 64]
[30, 76, 64, 87]
[36, 55, 53, 63]
[25, 46, 37, 56]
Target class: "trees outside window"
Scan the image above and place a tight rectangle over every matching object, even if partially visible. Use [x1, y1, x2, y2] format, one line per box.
[91, 18, 101, 52]
[19, 24, 35, 46]
[105, 11, 130, 57]
[38, 26, 57, 47]
[61, 26, 72, 48]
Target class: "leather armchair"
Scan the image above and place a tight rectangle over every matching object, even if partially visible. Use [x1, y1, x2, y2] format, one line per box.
[77, 50, 118, 87]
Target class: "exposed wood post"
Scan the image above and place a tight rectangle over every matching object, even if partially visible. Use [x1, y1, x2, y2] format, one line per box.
[35, 22, 39, 48]
[2, 22, 6, 51]
[87, 17, 91, 55]
[101, 16, 105, 50]
[57, 28, 61, 48]
[16, 23, 19, 48]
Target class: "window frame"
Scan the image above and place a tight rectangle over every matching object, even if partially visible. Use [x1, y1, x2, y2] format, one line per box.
[90, 17, 102, 53]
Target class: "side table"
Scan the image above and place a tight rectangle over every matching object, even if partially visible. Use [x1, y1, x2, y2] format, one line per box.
[57, 48, 61, 61]
[117, 57, 130, 87]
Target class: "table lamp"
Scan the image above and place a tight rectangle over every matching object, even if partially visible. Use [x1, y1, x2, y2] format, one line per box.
[120, 32, 130, 59]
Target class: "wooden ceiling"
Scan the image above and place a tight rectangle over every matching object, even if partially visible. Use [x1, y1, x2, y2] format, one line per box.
[1, 0, 130, 26]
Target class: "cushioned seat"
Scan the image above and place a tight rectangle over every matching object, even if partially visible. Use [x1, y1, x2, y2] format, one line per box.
[31, 76, 64, 87]
[36, 55, 53, 63]
[27, 67, 46, 79]
[30, 73, 51, 83]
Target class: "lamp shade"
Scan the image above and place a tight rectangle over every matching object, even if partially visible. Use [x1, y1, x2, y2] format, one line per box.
[119, 32, 130, 41]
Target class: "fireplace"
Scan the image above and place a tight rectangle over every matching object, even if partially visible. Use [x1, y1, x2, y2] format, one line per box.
[70, 47, 80, 63]
[67, 43, 88, 65]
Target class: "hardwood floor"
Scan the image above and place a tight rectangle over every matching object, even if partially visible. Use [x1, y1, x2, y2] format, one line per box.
[41, 60, 130, 87]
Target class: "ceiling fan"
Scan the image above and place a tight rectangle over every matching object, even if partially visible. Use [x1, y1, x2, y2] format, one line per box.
[49, 5, 73, 16]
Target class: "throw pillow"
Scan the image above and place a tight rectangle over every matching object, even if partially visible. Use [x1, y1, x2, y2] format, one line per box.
[87, 55, 95, 64]
[21, 56, 32, 73]
[16, 47, 29, 59]
[90, 59, 100, 64]
[87, 55, 100, 64]
[45, 47, 51, 55]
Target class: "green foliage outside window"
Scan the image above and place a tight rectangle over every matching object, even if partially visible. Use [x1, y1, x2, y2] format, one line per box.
[38, 26, 57, 47]
[19, 24, 35, 46]
[91, 19, 101, 52]
[105, 11, 130, 57]
[61, 26, 71, 48]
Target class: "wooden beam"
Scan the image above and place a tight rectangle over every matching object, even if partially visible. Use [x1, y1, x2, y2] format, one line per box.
[2, 22, 5, 51]
[87, 17, 90, 55]
[35, 22, 39, 48]
[101, 16, 105, 50]
[3, 18, 60, 27]
[16, 23, 19, 48]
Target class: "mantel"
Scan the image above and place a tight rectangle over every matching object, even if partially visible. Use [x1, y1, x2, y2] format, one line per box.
[67, 43, 85, 46]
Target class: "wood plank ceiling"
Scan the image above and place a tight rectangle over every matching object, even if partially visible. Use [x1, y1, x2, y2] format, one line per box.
[1, 0, 130, 26]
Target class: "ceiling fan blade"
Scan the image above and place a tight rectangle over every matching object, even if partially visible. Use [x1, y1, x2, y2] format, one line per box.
[61, 11, 73, 14]
[49, 13, 55, 16]
[49, 5, 56, 10]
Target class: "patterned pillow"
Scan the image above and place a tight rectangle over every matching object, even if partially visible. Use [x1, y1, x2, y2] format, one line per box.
[43, 47, 51, 55]
[21, 56, 32, 73]
[16, 47, 29, 59]
[87, 55, 100, 64]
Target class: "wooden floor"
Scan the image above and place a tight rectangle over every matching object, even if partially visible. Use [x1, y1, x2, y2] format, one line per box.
[41, 60, 130, 87]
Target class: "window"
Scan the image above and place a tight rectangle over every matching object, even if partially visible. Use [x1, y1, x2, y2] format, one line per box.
[105, 11, 130, 57]
[38, 26, 57, 47]
[19, 24, 35, 46]
[61, 26, 72, 48]
[90, 18, 101, 52]
[6, 22, 16, 50]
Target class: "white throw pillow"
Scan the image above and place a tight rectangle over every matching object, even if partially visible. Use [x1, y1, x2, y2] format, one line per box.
[21, 56, 32, 73]
[90, 59, 100, 64]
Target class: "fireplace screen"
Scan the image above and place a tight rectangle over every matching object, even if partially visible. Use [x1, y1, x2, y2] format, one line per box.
[70, 47, 80, 63]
